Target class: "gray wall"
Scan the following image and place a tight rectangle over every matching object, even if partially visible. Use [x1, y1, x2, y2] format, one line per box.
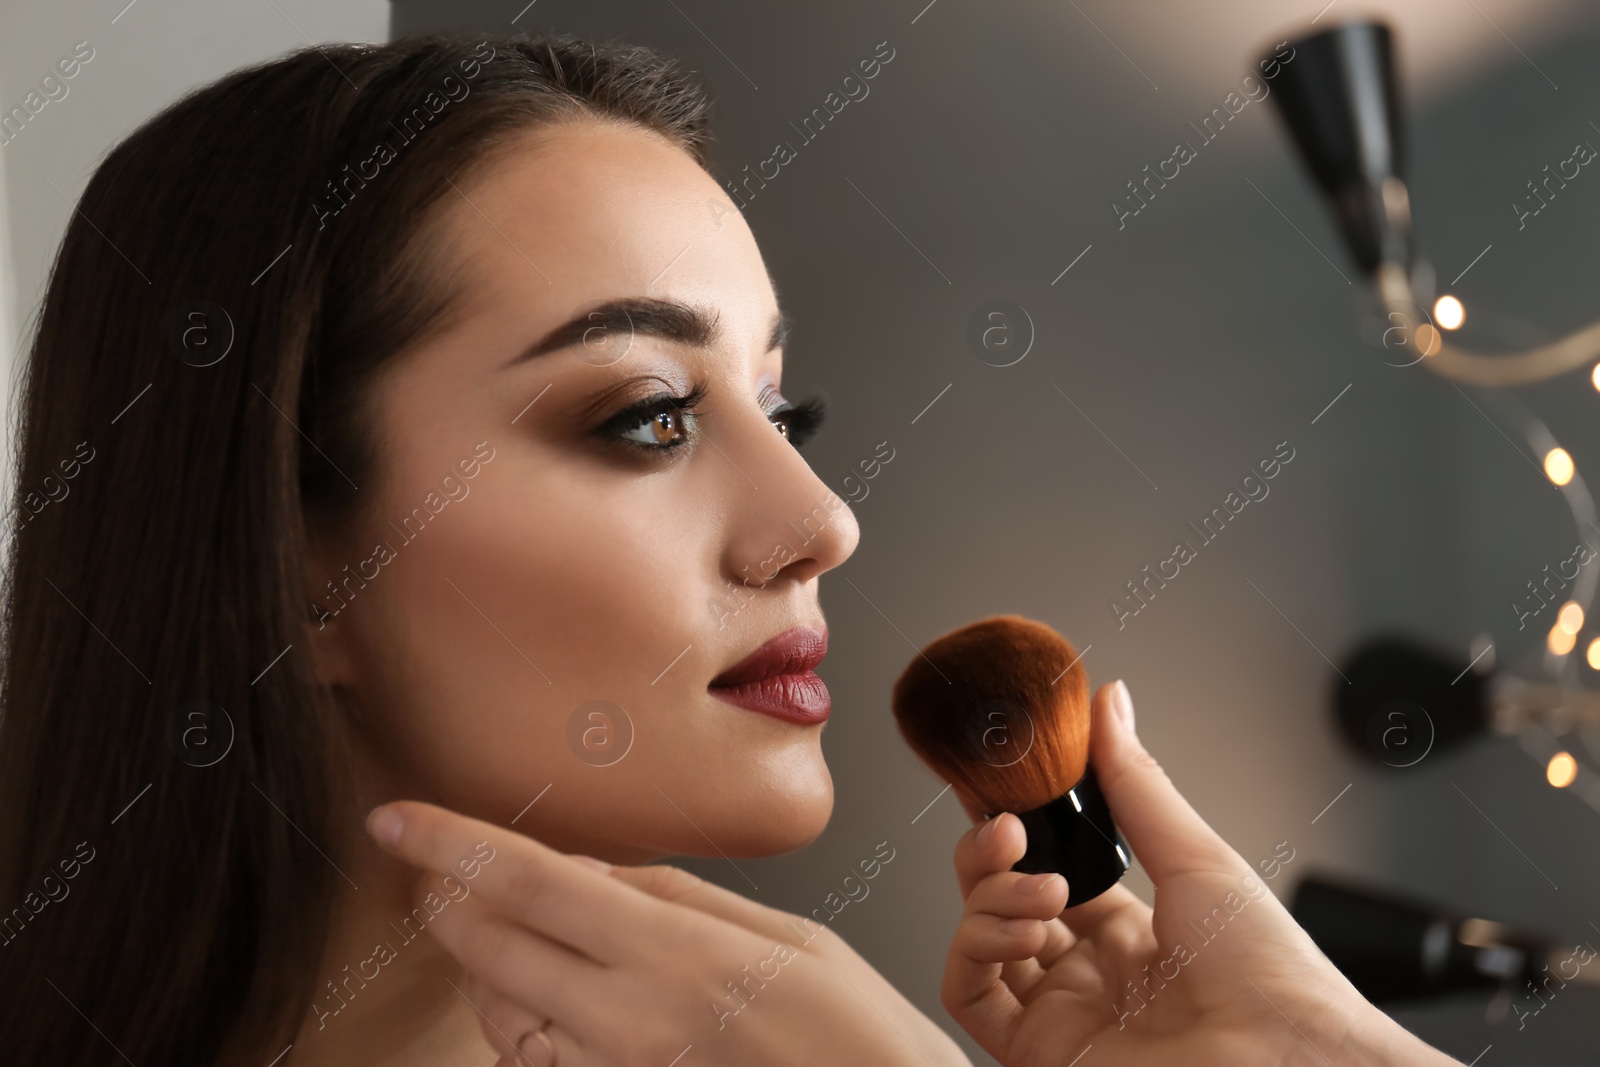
[4, 0, 1598, 1062]
[0, 0, 390, 512]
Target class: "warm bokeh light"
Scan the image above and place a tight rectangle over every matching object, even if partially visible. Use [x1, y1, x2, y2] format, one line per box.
[1413, 323, 1442, 356]
[1592, 362, 1600, 392]
[1558, 601, 1584, 634]
[1545, 447, 1575, 486]
[1587, 637, 1600, 669]
[1434, 295, 1465, 330]
[1548, 623, 1577, 655]
[1547, 751, 1577, 788]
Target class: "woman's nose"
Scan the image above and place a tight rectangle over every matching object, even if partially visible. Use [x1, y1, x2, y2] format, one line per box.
[719, 413, 859, 589]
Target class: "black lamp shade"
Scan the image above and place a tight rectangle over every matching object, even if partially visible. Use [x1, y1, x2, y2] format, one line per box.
[1261, 22, 1410, 274]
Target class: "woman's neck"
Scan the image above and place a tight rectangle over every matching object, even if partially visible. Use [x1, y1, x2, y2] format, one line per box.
[286, 836, 497, 1067]
[282, 730, 663, 1065]
[281, 728, 505, 1067]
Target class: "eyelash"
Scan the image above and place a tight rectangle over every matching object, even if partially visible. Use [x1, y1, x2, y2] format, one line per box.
[599, 385, 828, 455]
[772, 395, 828, 449]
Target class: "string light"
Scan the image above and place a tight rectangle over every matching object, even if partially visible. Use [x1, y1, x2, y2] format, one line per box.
[1413, 323, 1442, 356]
[1558, 601, 1584, 634]
[1433, 295, 1465, 330]
[1587, 637, 1600, 669]
[1592, 362, 1600, 392]
[1547, 751, 1577, 788]
[1548, 621, 1577, 655]
[1544, 447, 1575, 487]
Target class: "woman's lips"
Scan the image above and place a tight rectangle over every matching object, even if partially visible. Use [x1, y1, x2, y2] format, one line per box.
[708, 671, 831, 724]
[708, 624, 830, 724]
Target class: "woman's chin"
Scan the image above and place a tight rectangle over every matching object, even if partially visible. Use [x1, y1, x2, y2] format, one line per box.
[697, 776, 834, 858]
[750, 796, 833, 855]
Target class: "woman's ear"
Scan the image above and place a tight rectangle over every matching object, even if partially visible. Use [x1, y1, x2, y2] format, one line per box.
[304, 594, 361, 689]
[303, 536, 361, 689]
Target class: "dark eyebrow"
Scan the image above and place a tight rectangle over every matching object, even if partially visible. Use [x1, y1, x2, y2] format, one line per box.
[504, 296, 791, 368]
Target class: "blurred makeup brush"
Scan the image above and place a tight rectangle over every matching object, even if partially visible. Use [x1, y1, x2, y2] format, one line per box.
[892, 614, 1131, 906]
[1291, 873, 1600, 1004]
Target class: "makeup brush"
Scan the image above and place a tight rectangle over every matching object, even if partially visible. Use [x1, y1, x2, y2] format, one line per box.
[1291, 873, 1600, 1004]
[891, 614, 1130, 906]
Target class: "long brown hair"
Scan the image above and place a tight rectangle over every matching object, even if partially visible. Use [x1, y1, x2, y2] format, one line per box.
[0, 31, 716, 1064]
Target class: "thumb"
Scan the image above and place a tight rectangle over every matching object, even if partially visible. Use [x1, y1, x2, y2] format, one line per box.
[1090, 679, 1246, 884]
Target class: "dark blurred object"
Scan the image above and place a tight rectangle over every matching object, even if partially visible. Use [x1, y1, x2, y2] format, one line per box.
[1258, 21, 1410, 275]
[1334, 634, 1600, 767]
[1291, 873, 1597, 1004]
[1333, 634, 1487, 767]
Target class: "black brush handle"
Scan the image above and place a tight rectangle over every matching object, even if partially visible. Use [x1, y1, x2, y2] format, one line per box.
[1006, 763, 1131, 906]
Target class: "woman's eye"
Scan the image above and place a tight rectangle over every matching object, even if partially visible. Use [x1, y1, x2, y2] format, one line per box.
[598, 388, 706, 454]
[597, 386, 826, 456]
[614, 404, 691, 447]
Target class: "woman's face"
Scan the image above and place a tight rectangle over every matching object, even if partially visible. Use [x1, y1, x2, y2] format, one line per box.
[308, 119, 859, 863]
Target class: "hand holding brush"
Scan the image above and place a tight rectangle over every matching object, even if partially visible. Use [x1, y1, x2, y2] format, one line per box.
[893, 615, 1464, 1067]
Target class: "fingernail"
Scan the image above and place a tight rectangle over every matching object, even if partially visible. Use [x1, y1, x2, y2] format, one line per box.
[1018, 872, 1064, 895]
[570, 854, 612, 873]
[1000, 917, 1037, 935]
[976, 815, 999, 845]
[366, 805, 403, 847]
[1112, 679, 1136, 733]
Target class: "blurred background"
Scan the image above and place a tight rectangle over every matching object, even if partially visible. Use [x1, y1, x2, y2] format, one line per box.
[4, 0, 1599, 1062]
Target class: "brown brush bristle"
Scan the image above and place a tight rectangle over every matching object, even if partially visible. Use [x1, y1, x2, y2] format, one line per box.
[891, 614, 1090, 815]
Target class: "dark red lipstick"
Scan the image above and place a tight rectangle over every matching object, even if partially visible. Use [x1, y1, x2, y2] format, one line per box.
[708, 625, 830, 724]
